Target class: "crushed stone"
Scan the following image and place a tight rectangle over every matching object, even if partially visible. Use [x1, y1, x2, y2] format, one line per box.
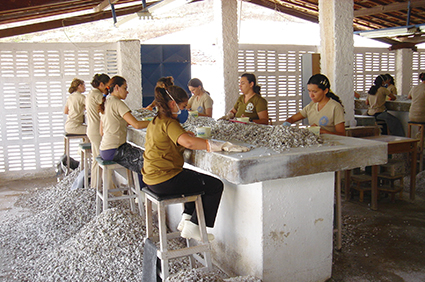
[0, 171, 262, 281]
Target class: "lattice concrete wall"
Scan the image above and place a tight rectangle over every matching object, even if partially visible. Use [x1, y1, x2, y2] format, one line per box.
[238, 44, 318, 123]
[412, 50, 425, 85]
[0, 42, 422, 174]
[353, 47, 396, 94]
[0, 43, 118, 173]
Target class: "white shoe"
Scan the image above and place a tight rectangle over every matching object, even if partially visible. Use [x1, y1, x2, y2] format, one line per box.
[177, 213, 191, 231]
[180, 221, 214, 241]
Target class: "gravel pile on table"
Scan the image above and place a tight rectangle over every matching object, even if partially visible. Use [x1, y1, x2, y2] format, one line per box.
[182, 116, 322, 151]
[1, 171, 262, 282]
[131, 110, 322, 151]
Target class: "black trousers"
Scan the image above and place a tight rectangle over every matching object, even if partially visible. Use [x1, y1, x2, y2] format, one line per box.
[147, 168, 223, 228]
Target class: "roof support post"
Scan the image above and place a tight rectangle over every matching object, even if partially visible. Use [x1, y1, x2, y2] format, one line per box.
[117, 39, 142, 110]
[213, 0, 239, 118]
[319, 0, 354, 127]
[395, 49, 413, 96]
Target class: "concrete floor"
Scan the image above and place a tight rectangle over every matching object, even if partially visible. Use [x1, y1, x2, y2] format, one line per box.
[1, 174, 425, 281]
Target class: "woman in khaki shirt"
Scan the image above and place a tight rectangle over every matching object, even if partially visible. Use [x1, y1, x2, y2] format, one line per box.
[99, 76, 149, 184]
[86, 73, 110, 189]
[64, 78, 87, 135]
[366, 74, 404, 136]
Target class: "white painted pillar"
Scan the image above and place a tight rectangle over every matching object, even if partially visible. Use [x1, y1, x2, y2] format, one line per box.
[213, 0, 239, 118]
[395, 48, 413, 96]
[319, 0, 354, 126]
[117, 39, 142, 110]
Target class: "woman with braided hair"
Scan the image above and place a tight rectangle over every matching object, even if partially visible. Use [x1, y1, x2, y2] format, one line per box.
[284, 74, 346, 136]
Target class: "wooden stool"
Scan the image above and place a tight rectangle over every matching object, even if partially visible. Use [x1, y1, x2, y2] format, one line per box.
[376, 120, 389, 135]
[378, 172, 404, 202]
[350, 174, 372, 202]
[408, 121, 425, 171]
[142, 188, 212, 281]
[64, 133, 87, 175]
[78, 143, 92, 188]
[95, 156, 144, 216]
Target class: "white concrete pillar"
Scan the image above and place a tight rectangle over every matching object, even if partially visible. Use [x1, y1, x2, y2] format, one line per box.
[395, 48, 413, 96]
[319, 0, 354, 126]
[213, 0, 239, 118]
[117, 39, 142, 110]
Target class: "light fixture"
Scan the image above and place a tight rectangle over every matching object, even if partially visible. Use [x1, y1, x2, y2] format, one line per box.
[354, 24, 425, 39]
[114, 0, 193, 27]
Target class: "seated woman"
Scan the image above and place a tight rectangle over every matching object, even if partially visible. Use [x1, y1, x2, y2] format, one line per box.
[99, 76, 149, 180]
[142, 85, 249, 241]
[284, 74, 345, 136]
[408, 72, 425, 122]
[221, 73, 269, 125]
[385, 74, 398, 97]
[64, 78, 87, 135]
[366, 74, 404, 136]
[86, 73, 110, 189]
[144, 76, 174, 111]
[187, 78, 213, 117]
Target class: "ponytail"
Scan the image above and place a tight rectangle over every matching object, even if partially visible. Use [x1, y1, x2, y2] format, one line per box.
[68, 78, 84, 94]
[98, 76, 126, 114]
[420, 72, 425, 81]
[154, 85, 188, 119]
[368, 75, 386, 95]
[91, 73, 110, 89]
[308, 73, 344, 109]
[241, 73, 261, 96]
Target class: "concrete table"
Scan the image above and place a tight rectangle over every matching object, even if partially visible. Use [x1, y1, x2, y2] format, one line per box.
[128, 128, 387, 282]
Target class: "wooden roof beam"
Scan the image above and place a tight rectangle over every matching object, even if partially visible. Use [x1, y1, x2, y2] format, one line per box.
[354, 0, 425, 17]
[245, 0, 318, 23]
[94, 0, 120, 12]
[0, 3, 146, 39]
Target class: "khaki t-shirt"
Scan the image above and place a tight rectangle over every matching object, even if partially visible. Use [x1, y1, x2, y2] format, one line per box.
[188, 92, 213, 114]
[300, 98, 345, 133]
[387, 84, 397, 96]
[409, 83, 425, 122]
[142, 116, 187, 185]
[367, 87, 389, 115]
[65, 91, 85, 130]
[100, 96, 131, 150]
[233, 94, 268, 121]
[86, 88, 103, 134]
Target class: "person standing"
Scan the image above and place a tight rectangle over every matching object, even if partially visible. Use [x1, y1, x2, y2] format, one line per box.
[187, 78, 213, 117]
[408, 72, 425, 122]
[86, 73, 110, 189]
[64, 78, 87, 134]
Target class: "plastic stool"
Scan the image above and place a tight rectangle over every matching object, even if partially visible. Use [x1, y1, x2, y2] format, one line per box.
[142, 188, 212, 281]
[408, 121, 425, 171]
[95, 156, 144, 216]
[64, 133, 87, 175]
[78, 143, 92, 188]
